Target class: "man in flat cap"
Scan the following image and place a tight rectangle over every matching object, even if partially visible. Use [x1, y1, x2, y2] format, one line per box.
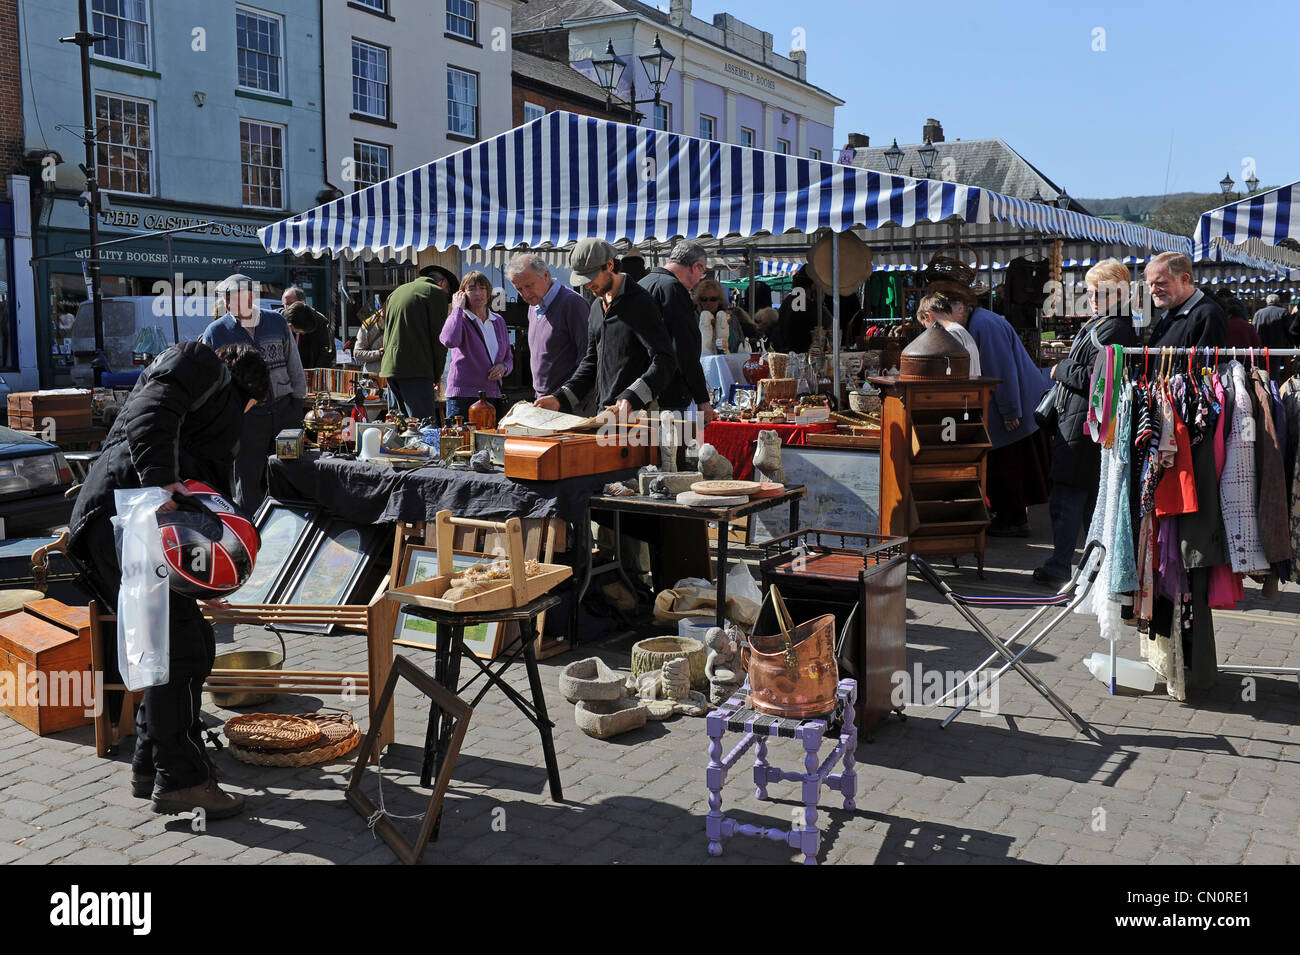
[201, 273, 306, 513]
[533, 238, 676, 421]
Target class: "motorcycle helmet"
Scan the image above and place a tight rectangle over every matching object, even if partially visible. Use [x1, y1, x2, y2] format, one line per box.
[155, 480, 259, 599]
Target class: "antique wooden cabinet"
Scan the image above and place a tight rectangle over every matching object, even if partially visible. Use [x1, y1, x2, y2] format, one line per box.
[871, 376, 997, 576]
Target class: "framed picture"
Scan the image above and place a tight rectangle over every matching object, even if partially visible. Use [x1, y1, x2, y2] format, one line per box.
[752, 446, 881, 541]
[227, 499, 321, 605]
[393, 545, 506, 659]
[355, 420, 399, 453]
[275, 518, 387, 630]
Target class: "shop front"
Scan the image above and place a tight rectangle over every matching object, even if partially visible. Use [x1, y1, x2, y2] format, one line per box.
[31, 199, 329, 388]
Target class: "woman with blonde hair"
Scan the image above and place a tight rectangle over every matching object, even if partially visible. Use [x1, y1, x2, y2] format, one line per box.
[693, 279, 758, 352]
[439, 270, 513, 421]
[1033, 258, 1137, 584]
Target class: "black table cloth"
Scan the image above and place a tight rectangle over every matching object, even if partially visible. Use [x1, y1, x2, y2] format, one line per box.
[267, 451, 637, 524]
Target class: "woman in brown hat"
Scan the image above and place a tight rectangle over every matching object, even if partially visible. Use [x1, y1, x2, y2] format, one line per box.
[927, 279, 1052, 537]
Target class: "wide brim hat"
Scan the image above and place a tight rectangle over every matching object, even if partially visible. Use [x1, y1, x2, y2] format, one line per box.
[420, 264, 460, 290]
[806, 230, 872, 295]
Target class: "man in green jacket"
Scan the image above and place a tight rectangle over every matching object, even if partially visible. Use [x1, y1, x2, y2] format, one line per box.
[380, 264, 456, 419]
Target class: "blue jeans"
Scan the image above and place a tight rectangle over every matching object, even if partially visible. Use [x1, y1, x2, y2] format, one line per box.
[1042, 483, 1096, 578]
[445, 395, 505, 424]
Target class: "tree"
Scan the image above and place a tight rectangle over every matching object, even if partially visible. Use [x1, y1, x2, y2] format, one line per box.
[1149, 193, 1230, 237]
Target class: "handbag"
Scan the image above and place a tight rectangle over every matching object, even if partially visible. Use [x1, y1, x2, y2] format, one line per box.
[1033, 382, 1060, 431]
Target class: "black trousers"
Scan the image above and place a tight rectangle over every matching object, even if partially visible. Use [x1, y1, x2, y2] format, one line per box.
[234, 394, 300, 515]
[82, 516, 216, 793]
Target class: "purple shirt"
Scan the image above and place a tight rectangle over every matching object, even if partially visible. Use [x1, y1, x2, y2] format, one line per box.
[527, 281, 590, 397]
[439, 306, 514, 398]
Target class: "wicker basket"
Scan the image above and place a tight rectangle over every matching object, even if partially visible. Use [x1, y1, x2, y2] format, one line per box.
[223, 713, 322, 751]
[924, 241, 981, 286]
[230, 725, 362, 767]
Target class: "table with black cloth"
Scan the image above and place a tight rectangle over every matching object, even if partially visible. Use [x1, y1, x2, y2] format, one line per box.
[267, 451, 639, 644]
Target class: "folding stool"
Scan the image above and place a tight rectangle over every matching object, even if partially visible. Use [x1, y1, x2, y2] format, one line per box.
[909, 541, 1105, 734]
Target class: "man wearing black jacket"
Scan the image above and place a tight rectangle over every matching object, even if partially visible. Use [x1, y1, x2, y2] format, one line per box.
[534, 238, 676, 420]
[1144, 252, 1227, 348]
[69, 341, 269, 819]
[639, 241, 714, 438]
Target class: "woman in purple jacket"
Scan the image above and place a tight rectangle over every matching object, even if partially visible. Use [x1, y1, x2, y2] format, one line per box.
[440, 270, 514, 421]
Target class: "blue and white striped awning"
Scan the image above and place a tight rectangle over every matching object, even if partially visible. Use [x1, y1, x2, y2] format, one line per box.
[1195, 181, 1299, 258]
[984, 194, 1190, 254]
[261, 111, 989, 258]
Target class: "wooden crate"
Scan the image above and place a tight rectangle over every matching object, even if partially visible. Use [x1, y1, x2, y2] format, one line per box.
[0, 599, 94, 736]
[7, 390, 93, 432]
[385, 511, 571, 613]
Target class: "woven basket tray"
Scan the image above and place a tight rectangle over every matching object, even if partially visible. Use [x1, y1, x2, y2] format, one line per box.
[224, 713, 323, 752]
[229, 723, 362, 767]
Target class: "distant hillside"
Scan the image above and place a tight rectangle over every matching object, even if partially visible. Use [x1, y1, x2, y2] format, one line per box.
[1077, 192, 1205, 223]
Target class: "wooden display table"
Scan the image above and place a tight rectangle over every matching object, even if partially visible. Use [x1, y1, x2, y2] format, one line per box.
[871, 376, 998, 576]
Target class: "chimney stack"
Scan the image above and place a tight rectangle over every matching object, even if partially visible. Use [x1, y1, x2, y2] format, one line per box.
[922, 118, 945, 143]
[846, 133, 869, 149]
[669, 0, 691, 27]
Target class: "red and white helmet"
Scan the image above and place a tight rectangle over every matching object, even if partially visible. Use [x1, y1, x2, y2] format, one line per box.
[156, 480, 259, 599]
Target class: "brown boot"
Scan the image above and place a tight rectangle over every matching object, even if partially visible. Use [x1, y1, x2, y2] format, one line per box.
[151, 777, 246, 819]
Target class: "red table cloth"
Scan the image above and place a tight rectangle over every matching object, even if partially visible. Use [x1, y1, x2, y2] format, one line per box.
[702, 421, 837, 481]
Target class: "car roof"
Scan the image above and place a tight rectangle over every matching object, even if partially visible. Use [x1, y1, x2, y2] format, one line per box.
[0, 426, 58, 456]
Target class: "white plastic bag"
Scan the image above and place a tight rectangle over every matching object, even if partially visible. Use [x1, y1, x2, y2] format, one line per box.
[112, 488, 172, 690]
[725, 562, 762, 627]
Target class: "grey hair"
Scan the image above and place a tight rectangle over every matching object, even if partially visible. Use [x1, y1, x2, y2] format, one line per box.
[283, 285, 306, 302]
[667, 240, 709, 269]
[505, 252, 551, 280]
[1267, 293, 1281, 306]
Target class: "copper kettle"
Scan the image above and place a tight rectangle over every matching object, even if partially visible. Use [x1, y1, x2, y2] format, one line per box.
[743, 587, 839, 718]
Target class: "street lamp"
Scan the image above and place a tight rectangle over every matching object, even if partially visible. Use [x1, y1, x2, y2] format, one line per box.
[882, 138, 904, 173]
[1030, 187, 1045, 204]
[593, 33, 674, 124]
[916, 137, 938, 174]
[1055, 190, 1071, 210]
[1246, 172, 1260, 194]
[1220, 172, 1235, 196]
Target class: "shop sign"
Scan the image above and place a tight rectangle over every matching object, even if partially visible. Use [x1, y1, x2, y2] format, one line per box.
[70, 246, 274, 272]
[722, 61, 776, 91]
[98, 209, 263, 239]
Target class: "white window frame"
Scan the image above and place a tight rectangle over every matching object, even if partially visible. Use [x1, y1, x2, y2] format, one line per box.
[240, 119, 286, 210]
[352, 0, 387, 12]
[91, 0, 151, 69]
[699, 114, 716, 141]
[352, 39, 390, 120]
[447, 66, 479, 139]
[94, 91, 155, 197]
[809, 147, 822, 161]
[235, 5, 285, 97]
[776, 138, 790, 154]
[652, 102, 670, 132]
[446, 0, 477, 42]
[739, 126, 755, 148]
[352, 139, 391, 189]
[524, 101, 545, 123]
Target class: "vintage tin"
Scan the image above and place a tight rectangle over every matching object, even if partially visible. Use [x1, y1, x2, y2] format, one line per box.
[275, 428, 305, 460]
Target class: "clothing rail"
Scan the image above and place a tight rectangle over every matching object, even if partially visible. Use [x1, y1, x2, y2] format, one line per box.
[1083, 333, 1300, 685]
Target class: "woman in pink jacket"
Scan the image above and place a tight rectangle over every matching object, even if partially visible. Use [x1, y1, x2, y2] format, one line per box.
[439, 270, 514, 421]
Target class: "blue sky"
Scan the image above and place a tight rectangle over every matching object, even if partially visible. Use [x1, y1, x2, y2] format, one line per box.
[682, 0, 1298, 199]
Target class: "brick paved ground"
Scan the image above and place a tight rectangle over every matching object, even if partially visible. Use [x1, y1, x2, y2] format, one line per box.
[2, 502, 1298, 865]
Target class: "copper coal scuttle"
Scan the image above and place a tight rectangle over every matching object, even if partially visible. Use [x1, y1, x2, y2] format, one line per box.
[898, 323, 971, 381]
[743, 587, 839, 719]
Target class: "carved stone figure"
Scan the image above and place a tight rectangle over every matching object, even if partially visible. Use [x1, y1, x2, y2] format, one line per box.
[697, 443, 734, 481]
[752, 429, 784, 484]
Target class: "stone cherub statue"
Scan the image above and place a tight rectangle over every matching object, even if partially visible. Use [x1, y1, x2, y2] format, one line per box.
[704, 626, 742, 704]
[697, 443, 734, 481]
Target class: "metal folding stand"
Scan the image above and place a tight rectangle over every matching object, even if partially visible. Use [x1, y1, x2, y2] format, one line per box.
[910, 541, 1105, 734]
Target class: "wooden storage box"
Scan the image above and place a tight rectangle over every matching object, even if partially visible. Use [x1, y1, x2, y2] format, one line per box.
[7, 390, 93, 433]
[0, 599, 95, 736]
[503, 427, 656, 481]
[758, 530, 909, 739]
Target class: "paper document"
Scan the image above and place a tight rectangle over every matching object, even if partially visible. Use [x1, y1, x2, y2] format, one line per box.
[499, 401, 602, 435]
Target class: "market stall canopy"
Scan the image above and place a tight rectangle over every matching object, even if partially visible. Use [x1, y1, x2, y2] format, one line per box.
[260, 111, 1221, 267]
[1194, 180, 1300, 260]
[258, 112, 997, 259]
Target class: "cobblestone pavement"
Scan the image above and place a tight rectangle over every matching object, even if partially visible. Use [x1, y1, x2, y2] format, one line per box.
[2, 503, 1298, 865]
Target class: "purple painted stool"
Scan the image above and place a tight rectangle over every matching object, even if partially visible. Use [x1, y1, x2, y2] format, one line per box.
[705, 679, 857, 865]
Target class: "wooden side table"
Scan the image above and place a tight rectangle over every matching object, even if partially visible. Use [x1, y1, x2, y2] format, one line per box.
[398, 593, 564, 801]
